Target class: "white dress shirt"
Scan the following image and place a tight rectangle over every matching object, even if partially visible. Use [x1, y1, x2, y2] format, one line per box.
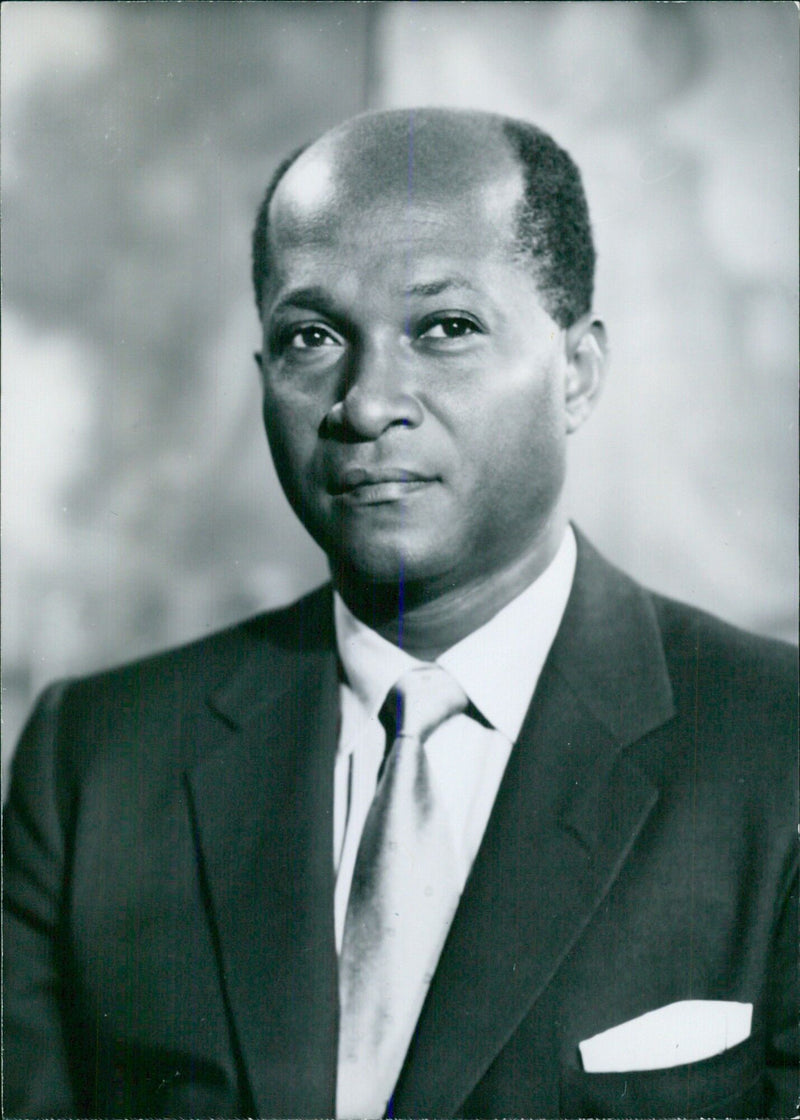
[332, 525, 577, 952]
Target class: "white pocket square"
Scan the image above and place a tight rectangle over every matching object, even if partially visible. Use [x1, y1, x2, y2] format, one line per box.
[579, 999, 753, 1073]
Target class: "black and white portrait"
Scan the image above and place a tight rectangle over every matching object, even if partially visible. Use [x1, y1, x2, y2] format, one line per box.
[3, 4, 797, 1117]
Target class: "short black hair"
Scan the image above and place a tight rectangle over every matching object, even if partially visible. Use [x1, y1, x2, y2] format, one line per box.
[251, 117, 595, 328]
[501, 118, 595, 328]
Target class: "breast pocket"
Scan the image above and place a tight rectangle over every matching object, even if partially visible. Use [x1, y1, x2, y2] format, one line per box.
[559, 1034, 764, 1118]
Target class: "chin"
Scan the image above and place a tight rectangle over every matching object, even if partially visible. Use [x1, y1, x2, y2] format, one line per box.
[336, 548, 416, 587]
[328, 532, 451, 592]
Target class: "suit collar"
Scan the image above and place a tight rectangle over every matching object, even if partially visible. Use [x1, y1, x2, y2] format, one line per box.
[207, 583, 336, 730]
[186, 585, 341, 1116]
[550, 527, 675, 745]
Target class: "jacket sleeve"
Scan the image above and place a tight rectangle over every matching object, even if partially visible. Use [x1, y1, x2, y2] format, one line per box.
[3, 683, 78, 1118]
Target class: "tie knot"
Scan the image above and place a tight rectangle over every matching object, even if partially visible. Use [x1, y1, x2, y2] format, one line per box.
[381, 665, 468, 744]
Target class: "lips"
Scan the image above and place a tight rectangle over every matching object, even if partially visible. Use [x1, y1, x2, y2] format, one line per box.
[330, 465, 436, 503]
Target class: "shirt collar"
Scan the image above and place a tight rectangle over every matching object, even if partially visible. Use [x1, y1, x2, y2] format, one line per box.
[334, 596, 423, 722]
[334, 525, 577, 742]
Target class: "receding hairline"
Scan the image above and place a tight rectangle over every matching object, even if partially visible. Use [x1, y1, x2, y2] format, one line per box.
[307, 106, 526, 158]
[271, 108, 525, 214]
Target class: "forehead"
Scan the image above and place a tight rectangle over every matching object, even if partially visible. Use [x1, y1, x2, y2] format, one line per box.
[266, 115, 525, 287]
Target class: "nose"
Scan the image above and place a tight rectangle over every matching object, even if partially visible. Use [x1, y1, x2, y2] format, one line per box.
[325, 341, 423, 440]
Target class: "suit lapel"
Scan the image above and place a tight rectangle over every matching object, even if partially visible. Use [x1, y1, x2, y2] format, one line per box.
[185, 589, 340, 1117]
[393, 535, 676, 1114]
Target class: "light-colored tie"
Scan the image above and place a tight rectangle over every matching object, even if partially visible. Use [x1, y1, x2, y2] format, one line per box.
[336, 664, 469, 1118]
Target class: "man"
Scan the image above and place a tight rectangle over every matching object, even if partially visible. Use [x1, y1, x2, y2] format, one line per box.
[4, 109, 797, 1118]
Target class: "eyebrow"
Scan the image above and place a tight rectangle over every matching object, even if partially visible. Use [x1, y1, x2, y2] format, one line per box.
[268, 276, 481, 318]
[403, 276, 479, 297]
[268, 287, 341, 318]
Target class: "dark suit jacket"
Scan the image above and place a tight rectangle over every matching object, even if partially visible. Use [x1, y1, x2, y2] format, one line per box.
[4, 534, 797, 1118]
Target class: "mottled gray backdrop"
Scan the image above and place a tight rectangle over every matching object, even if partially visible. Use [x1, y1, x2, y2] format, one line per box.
[2, 1, 797, 788]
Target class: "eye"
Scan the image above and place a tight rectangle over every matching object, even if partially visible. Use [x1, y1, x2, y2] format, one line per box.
[418, 315, 482, 342]
[287, 324, 342, 350]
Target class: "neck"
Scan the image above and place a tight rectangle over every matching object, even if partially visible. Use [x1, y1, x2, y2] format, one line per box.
[336, 520, 567, 660]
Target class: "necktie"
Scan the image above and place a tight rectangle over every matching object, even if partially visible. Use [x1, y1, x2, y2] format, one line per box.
[336, 665, 469, 1118]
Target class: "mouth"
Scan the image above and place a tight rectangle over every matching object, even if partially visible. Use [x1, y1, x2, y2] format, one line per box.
[330, 466, 437, 504]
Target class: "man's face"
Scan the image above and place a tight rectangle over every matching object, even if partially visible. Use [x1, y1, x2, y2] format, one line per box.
[259, 139, 586, 599]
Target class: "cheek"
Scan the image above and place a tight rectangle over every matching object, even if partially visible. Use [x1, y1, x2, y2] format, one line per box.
[476, 366, 564, 464]
[467, 379, 566, 521]
[261, 396, 320, 504]
[262, 380, 319, 450]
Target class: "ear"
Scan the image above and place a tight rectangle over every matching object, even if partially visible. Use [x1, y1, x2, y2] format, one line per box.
[562, 314, 607, 434]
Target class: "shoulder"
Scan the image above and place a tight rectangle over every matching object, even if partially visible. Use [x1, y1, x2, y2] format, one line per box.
[573, 527, 796, 701]
[13, 584, 334, 779]
[651, 590, 797, 717]
[643, 592, 797, 824]
[63, 581, 333, 705]
[569, 529, 796, 778]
